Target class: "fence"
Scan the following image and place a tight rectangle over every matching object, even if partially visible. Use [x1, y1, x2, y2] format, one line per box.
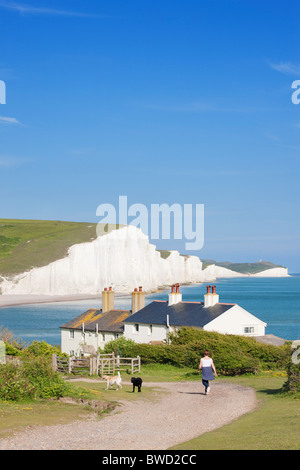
[52, 352, 141, 377]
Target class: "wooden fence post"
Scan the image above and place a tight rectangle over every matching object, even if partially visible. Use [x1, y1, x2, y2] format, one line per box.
[68, 356, 73, 374]
[90, 356, 96, 375]
[51, 353, 57, 372]
[137, 355, 141, 372]
[96, 353, 100, 376]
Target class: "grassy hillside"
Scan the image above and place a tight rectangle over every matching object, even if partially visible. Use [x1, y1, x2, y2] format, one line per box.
[202, 259, 285, 274]
[0, 219, 120, 277]
[0, 218, 285, 278]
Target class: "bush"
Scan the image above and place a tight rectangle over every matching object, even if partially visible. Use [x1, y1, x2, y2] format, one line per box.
[282, 351, 300, 394]
[104, 327, 290, 376]
[0, 363, 34, 401]
[0, 357, 70, 401]
[23, 340, 66, 358]
[169, 327, 290, 373]
[4, 342, 21, 356]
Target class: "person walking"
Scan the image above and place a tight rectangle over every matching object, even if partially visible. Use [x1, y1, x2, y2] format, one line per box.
[198, 350, 217, 395]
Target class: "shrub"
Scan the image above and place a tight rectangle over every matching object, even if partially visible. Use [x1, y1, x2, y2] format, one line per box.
[282, 349, 300, 394]
[0, 363, 34, 401]
[4, 342, 21, 356]
[104, 327, 290, 376]
[24, 341, 66, 358]
[0, 357, 70, 401]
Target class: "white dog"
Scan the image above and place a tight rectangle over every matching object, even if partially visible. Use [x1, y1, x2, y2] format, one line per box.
[103, 371, 122, 390]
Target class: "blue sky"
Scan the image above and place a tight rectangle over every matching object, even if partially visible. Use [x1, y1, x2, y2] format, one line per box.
[1, 0, 300, 271]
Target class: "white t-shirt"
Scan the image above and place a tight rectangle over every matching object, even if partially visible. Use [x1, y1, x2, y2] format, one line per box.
[201, 357, 213, 367]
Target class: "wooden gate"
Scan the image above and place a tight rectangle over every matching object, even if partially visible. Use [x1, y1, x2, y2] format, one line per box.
[52, 352, 141, 376]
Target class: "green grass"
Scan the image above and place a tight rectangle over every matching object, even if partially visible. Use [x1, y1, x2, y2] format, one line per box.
[0, 399, 94, 439]
[170, 373, 300, 450]
[70, 377, 161, 403]
[0, 373, 163, 438]
[138, 363, 199, 381]
[0, 219, 121, 277]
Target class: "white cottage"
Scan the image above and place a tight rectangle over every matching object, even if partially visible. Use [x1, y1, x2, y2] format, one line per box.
[123, 284, 267, 343]
[60, 286, 144, 356]
[60, 284, 266, 355]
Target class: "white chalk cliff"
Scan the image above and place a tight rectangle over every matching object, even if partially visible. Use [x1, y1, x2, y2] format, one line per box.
[0, 226, 289, 295]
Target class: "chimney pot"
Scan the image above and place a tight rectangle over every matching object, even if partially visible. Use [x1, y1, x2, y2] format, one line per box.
[212, 285, 216, 294]
[139, 286, 143, 292]
[206, 285, 211, 294]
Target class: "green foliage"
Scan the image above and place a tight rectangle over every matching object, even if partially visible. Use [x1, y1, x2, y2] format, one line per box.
[0, 357, 71, 401]
[23, 340, 67, 358]
[4, 342, 21, 356]
[102, 336, 137, 357]
[104, 328, 290, 376]
[282, 355, 300, 394]
[201, 260, 285, 274]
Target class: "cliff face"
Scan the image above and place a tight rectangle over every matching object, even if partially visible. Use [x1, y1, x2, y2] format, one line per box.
[0, 226, 289, 296]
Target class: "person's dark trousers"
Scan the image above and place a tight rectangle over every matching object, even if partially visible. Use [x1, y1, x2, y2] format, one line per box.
[202, 379, 209, 392]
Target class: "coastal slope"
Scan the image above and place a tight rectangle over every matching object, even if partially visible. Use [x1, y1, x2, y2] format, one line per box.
[0, 225, 289, 296]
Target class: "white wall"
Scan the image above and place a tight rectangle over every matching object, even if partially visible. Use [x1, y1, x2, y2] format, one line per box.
[204, 305, 266, 336]
[123, 323, 170, 343]
[61, 328, 120, 356]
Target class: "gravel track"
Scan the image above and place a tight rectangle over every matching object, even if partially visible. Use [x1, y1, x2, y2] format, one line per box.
[0, 381, 257, 450]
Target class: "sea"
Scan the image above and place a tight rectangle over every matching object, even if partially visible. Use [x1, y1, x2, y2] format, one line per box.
[0, 275, 299, 346]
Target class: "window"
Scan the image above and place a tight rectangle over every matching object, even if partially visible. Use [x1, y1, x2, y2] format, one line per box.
[134, 324, 139, 333]
[148, 324, 153, 335]
[244, 326, 255, 334]
[102, 334, 106, 342]
[70, 350, 74, 356]
[115, 333, 119, 339]
[69, 330, 74, 339]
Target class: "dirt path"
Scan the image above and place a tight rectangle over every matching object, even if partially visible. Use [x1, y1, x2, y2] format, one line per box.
[0, 381, 257, 450]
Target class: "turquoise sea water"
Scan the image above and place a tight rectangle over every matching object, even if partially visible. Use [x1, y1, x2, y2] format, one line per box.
[0, 275, 299, 345]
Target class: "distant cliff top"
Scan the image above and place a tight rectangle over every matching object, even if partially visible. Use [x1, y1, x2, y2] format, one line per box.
[201, 259, 286, 274]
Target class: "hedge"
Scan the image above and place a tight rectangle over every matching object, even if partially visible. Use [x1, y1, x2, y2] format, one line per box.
[103, 327, 290, 376]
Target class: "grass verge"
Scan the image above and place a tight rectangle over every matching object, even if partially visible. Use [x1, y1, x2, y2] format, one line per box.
[170, 373, 300, 450]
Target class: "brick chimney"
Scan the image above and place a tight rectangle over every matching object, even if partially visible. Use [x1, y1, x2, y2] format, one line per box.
[138, 286, 145, 312]
[132, 288, 139, 314]
[102, 287, 109, 312]
[168, 283, 182, 306]
[132, 286, 145, 314]
[108, 286, 114, 311]
[204, 285, 219, 307]
[102, 286, 114, 312]
[211, 285, 219, 306]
